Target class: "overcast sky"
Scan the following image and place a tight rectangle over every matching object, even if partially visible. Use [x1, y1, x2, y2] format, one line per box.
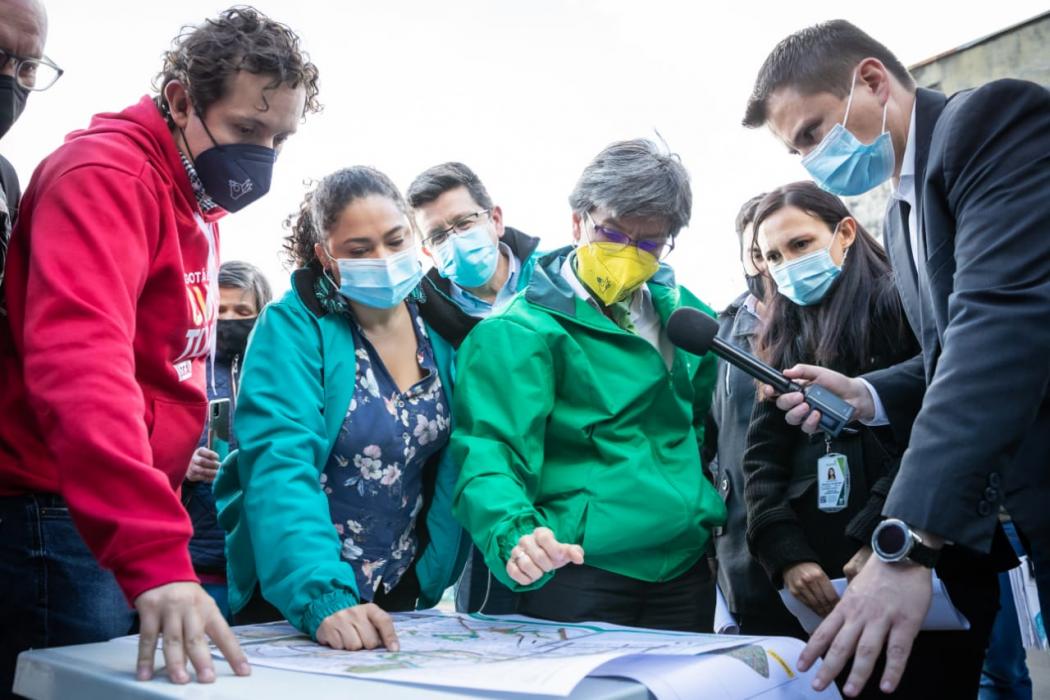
[5, 1, 1045, 308]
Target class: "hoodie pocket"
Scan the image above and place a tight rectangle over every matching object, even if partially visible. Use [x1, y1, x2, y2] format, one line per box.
[148, 397, 208, 490]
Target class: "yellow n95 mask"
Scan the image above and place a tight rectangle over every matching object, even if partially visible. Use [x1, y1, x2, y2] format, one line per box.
[575, 242, 660, 306]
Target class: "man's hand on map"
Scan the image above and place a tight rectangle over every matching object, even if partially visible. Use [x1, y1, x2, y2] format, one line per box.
[135, 581, 250, 684]
[798, 557, 932, 697]
[507, 527, 585, 585]
[317, 603, 400, 652]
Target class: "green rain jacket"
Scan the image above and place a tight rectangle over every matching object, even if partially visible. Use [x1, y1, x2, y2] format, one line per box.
[450, 247, 727, 591]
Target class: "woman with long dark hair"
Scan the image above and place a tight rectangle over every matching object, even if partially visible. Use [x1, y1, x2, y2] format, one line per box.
[743, 181, 1006, 697]
[744, 181, 917, 615]
[741, 181, 932, 696]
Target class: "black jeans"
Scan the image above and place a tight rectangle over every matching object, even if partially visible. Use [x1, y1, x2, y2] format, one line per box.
[0, 494, 136, 698]
[517, 560, 715, 632]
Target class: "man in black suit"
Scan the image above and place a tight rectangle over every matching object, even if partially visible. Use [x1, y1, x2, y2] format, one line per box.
[741, 19, 1049, 698]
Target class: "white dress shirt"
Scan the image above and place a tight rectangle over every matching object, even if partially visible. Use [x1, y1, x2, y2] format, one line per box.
[860, 100, 919, 427]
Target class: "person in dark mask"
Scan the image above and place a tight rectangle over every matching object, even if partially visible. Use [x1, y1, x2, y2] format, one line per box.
[0, 0, 60, 313]
[0, 7, 319, 692]
[182, 261, 272, 621]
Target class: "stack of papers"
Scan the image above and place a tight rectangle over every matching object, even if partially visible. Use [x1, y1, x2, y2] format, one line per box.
[1009, 556, 1048, 650]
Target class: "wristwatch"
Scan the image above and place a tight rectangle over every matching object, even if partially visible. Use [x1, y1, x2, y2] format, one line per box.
[871, 518, 940, 568]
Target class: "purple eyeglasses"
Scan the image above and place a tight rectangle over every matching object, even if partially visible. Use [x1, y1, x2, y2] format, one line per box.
[586, 213, 674, 259]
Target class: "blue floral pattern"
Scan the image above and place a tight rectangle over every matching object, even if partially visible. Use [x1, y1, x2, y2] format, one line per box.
[320, 299, 450, 601]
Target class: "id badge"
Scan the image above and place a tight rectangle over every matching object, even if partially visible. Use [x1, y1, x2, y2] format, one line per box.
[817, 453, 850, 513]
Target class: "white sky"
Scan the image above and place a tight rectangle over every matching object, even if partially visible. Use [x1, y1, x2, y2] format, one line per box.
[5, 1, 1046, 309]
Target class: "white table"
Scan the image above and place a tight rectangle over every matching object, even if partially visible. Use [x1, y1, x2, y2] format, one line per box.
[13, 642, 650, 700]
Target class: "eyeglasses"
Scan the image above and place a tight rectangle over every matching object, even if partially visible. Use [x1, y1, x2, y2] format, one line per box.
[586, 213, 674, 260]
[423, 209, 491, 247]
[0, 49, 63, 91]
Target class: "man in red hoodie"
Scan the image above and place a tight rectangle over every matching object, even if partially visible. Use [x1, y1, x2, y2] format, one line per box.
[0, 7, 320, 692]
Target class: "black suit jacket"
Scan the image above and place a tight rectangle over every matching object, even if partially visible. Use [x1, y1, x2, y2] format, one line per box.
[864, 80, 1050, 553]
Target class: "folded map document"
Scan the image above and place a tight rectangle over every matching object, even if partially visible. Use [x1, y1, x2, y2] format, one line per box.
[210, 611, 840, 699]
[779, 572, 970, 635]
[1009, 555, 1048, 650]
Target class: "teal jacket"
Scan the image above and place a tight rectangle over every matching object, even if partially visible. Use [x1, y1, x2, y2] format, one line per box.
[451, 247, 727, 592]
[214, 267, 470, 638]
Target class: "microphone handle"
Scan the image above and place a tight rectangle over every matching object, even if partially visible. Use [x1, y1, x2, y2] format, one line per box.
[711, 337, 800, 394]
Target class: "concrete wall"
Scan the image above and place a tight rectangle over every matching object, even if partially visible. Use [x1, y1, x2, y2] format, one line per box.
[911, 13, 1050, 93]
[845, 12, 1049, 240]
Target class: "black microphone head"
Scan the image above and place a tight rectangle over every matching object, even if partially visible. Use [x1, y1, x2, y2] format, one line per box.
[667, 307, 719, 356]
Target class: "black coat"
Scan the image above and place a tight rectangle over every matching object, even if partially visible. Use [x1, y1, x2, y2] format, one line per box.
[416, 226, 540, 349]
[0, 153, 20, 309]
[863, 81, 1050, 596]
[743, 286, 919, 585]
[706, 293, 786, 615]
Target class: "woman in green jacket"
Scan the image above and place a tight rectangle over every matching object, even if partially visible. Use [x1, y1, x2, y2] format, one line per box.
[450, 139, 727, 631]
[214, 167, 469, 650]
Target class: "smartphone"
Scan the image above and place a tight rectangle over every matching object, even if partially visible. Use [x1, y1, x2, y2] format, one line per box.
[207, 398, 231, 459]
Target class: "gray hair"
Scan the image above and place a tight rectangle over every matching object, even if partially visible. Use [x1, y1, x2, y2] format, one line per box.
[568, 138, 692, 237]
[218, 260, 273, 312]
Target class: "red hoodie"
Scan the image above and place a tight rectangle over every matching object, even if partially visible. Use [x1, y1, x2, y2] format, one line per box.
[0, 96, 224, 603]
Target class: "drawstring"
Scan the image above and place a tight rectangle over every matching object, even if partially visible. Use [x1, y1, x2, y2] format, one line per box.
[193, 213, 220, 394]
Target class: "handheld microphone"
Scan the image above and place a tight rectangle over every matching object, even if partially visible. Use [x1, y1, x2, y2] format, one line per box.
[667, 307, 856, 438]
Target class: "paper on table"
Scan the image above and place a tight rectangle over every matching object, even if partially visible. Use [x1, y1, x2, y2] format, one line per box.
[220, 611, 754, 697]
[715, 583, 741, 634]
[590, 636, 841, 700]
[779, 572, 970, 635]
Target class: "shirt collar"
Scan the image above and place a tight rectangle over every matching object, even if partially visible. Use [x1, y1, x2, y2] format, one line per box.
[893, 100, 918, 209]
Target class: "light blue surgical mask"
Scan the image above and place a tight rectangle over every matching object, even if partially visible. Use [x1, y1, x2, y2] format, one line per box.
[801, 71, 895, 196]
[433, 226, 500, 289]
[770, 225, 848, 306]
[327, 245, 423, 309]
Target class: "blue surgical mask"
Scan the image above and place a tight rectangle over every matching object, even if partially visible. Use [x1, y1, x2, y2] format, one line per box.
[433, 226, 500, 289]
[770, 226, 847, 306]
[801, 71, 895, 196]
[328, 245, 423, 309]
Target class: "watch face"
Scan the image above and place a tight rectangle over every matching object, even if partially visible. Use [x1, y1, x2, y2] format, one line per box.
[876, 522, 908, 557]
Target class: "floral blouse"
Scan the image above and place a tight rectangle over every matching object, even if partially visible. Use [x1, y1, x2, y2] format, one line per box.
[317, 280, 451, 601]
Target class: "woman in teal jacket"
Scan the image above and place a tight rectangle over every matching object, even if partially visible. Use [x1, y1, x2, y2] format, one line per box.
[214, 167, 469, 650]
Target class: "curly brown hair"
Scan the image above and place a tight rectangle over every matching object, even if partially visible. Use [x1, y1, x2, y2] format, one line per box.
[283, 167, 413, 270]
[154, 6, 321, 124]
